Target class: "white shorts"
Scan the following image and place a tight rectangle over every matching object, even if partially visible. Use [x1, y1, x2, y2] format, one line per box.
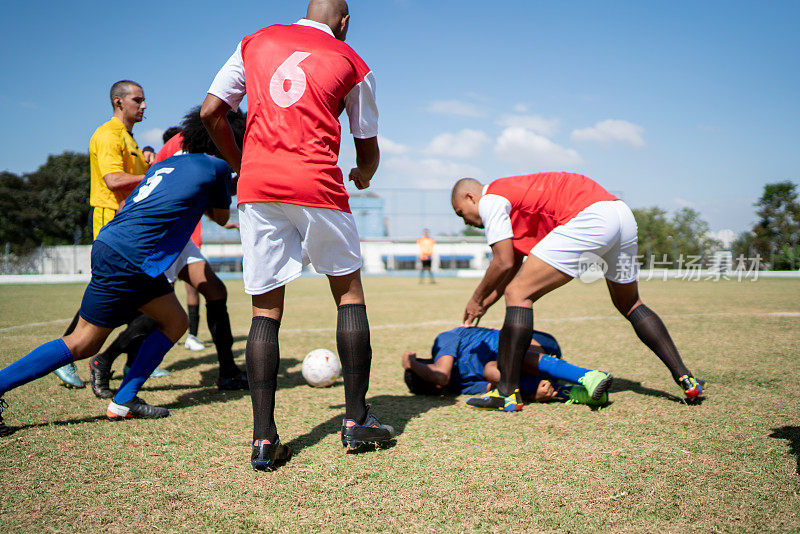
[531, 200, 639, 283]
[163, 241, 206, 284]
[239, 202, 362, 295]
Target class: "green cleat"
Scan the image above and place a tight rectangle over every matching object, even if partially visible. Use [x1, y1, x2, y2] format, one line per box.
[578, 370, 613, 401]
[465, 388, 523, 412]
[53, 363, 85, 389]
[565, 385, 608, 406]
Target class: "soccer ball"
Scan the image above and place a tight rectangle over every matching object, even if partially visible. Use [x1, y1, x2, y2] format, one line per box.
[301, 348, 341, 388]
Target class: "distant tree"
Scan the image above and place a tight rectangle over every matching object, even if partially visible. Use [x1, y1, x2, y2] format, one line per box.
[0, 171, 38, 252]
[24, 152, 91, 246]
[631, 207, 673, 261]
[461, 225, 484, 237]
[731, 231, 756, 259]
[751, 181, 800, 269]
[671, 207, 720, 255]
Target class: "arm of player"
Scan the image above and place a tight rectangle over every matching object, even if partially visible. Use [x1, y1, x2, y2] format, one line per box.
[103, 172, 145, 193]
[401, 352, 454, 386]
[206, 208, 230, 227]
[200, 94, 242, 174]
[349, 137, 379, 190]
[462, 238, 517, 326]
[480, 252, 523, 309]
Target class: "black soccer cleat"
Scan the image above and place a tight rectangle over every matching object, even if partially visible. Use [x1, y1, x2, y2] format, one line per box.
[251, 438, 292, 471]
[341, 410, 395, 452]
[218, 372, 249, 391]
[0, 398, 12, 437]
[88, 356, 115, 399]
[106, 397, 169, 420]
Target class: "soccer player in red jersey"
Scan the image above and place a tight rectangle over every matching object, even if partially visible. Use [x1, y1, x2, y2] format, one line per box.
[201, 0, 393, 470]
[451, 173, 704, 411]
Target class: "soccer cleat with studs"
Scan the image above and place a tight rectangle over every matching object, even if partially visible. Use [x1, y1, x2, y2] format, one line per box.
[106, 397, 169, 420]
[578, 370, 613, 401]
[251, 438, 292, 471]
[53, 363, 85, 389]
[465, 388, 523, 412]
[88, 357, 115, 399]
[564, 385, 608, 406]
[341, 410, 395, 452]
[678, 375, 704, 400]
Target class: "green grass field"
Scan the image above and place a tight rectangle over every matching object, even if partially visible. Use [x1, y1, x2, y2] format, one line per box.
[1, 277, 799, 532]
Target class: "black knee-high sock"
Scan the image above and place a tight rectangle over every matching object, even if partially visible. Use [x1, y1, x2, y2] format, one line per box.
[337, 304, 371, 424]
[497, 306, 533, 397]
[187, 305, 200, 337]
[627, 305, 690, 382]
[246, 317, 280, 443]
[63, 310, 81, 337]
[206, 300, 238, 376]
[93, 313, 154, 370]
[123, 315, 160, 368]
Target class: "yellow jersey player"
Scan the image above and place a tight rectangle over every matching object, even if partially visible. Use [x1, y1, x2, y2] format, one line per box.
[53, 80, 164, 388]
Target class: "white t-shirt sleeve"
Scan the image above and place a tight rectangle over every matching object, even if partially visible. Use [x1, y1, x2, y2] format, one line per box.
[479, 194, 514, 246]
[344, 71, 378, 139]
[207, 42, 246, 110]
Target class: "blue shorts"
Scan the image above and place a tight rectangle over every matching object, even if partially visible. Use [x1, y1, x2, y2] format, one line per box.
[80, 241, 173, 328]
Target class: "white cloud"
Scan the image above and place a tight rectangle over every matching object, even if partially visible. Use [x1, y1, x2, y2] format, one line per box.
[384, 156, 482, 189]
[139, 128, 164, 147]
[378, 135, 410, 155]
[425, 100, 486, 118]
[424, 129, 491, 159]
[673, 197, 696, 208]
[513, 103, 528, 113]
[571, 119, 645, 147]
[497, 114, 559, 137]
[494, 127, 583, 168]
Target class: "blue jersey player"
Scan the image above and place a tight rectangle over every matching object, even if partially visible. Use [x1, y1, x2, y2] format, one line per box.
[0, 121, 244, 434]
[402, 327, 613, 408]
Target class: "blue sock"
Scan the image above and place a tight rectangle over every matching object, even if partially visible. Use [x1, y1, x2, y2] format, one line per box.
[537, 354, 592, 384]
[113, 330, 173, 405]
[0, 339, 73, 395]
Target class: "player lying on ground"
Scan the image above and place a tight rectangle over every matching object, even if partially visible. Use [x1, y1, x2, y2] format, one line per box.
[86, 107, 249, 399]
[0, 118, 246, 435]
[451, 173, 704, 412]
[402, 326, 611, 406]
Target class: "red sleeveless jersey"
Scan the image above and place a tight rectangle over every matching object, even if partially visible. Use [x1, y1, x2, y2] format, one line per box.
[486, 173, 618, 255]
[237, 24, 373, 213]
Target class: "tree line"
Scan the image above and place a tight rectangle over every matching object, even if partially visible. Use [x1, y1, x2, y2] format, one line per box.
[1, 151, 798, 269]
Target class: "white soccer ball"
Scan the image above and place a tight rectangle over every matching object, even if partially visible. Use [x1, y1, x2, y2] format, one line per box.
[301, 348, 342, 388]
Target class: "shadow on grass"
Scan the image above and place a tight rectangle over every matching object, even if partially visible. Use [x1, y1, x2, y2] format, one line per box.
[609, 376, 703, 405]
[3, 414, 109, 435]
[769, 426, 800, 475]
[285, 393, 457, 457]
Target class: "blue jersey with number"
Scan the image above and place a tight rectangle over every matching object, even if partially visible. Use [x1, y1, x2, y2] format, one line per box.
[95, 154, 232, 277]
[431, 327, 561, 395]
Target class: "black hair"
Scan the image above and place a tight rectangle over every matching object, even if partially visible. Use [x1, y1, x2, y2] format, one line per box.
[180, 106, 247, 158]
[162, 126, 182, 144]
[109, 80, 141, 109]
[403, 357, 451, 396]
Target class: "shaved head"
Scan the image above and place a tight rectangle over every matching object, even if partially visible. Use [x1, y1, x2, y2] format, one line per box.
[306, 0, 350, 40]
[451, 178, 485, 228]
[451, 177, 483, 204]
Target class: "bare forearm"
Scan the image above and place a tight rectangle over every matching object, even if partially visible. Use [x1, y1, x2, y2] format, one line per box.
[103, 172, 144, 192]
[356, 150, 379, 181]
[200, 95, 242, 173]
[409, 360, 448, 386]
[472, 259, 514, 305]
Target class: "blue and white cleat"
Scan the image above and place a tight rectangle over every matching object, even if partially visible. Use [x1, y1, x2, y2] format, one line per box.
[53, 363, 85, 389]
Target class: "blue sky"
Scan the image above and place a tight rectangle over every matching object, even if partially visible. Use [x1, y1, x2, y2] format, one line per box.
[1, 0, 798, 235]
